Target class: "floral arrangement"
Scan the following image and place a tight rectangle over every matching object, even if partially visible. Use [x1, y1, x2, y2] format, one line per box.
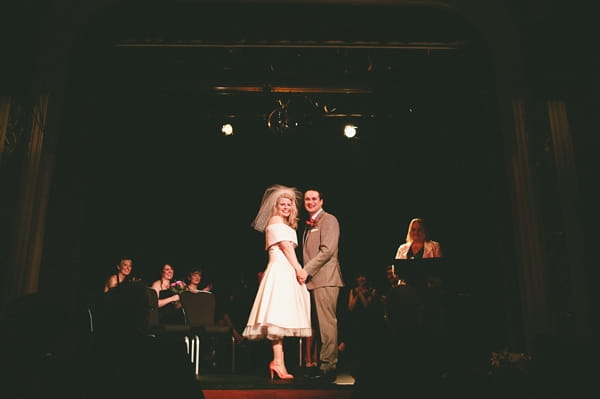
[170, 280, 187, 294]
[489, 346, 531, 375]
[306, 218, 318, 228]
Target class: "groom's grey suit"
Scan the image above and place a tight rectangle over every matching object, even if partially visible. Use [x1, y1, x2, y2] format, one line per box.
[303, 210, 345, 374]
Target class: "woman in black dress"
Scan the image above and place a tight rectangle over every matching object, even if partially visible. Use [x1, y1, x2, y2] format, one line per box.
[150, 263, 185, 324]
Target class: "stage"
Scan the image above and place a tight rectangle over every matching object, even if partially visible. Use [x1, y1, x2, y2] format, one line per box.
[196, 370, 356, 399]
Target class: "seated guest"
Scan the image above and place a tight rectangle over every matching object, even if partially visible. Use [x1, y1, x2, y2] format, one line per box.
[344, 271, 384, 385]
[103, 256, 136, 293]
[150, 263, 185, 324]
[97, 270, 150, 354]
[184, 268, 231, 371]
[185, 268, 203, 292]
[380, 264, 404, 314]
[345, 272, 381, 361]
[385, 264, 403, 288]
[186, 268, 212, 293]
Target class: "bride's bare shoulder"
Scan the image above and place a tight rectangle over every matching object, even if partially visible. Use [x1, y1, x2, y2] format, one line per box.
[267, 215, 285, 226]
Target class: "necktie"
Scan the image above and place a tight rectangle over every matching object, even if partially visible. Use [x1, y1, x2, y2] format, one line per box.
[303, 220, 311, 245]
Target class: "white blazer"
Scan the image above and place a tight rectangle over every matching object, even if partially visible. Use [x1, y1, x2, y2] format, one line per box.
[394, 240, 442, 259]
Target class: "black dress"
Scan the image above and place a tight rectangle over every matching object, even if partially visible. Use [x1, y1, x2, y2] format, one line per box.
[158, 289, 185, 324]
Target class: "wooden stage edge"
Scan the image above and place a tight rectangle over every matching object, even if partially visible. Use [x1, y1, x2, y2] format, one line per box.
[196, 371, 356, 399]
[202, 389, 354, 399]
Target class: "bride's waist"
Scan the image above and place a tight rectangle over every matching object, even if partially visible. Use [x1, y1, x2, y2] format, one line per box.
[267, 247, 289, 260]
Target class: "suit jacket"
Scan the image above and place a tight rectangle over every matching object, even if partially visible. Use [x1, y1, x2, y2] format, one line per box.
[302, 211, 345, 290]
[394, 240, 442, 259]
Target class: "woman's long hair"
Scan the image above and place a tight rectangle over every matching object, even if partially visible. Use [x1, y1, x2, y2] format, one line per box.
[251, 184, 301, 231]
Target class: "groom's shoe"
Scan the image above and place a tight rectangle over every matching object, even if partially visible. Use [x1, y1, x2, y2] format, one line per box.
[303, 366, 319, 378]
[307, 369, 336, 383]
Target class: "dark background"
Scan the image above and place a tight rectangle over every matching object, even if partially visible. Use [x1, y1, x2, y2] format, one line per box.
[49, 3, 510, 311]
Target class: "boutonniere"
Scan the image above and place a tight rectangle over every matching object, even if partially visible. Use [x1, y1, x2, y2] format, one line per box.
[306, 218, 318, 228]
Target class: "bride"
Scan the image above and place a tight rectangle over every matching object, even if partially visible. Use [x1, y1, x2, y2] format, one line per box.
[242, 184, 312, 379]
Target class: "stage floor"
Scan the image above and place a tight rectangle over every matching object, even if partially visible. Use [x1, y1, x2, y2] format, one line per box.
[194, 369, 356, 399]
[195, 370, 356, 389]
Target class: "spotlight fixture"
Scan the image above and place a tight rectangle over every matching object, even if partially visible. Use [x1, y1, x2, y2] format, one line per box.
[221, 123, 234, 136]
[343, 124, 358, 139]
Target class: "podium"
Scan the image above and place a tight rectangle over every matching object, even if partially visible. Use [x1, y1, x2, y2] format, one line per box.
[385, 258, 448, 341]
[391, 257, 446, 288]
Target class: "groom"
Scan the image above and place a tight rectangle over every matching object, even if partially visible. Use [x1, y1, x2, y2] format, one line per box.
[302, 188, 345, 382]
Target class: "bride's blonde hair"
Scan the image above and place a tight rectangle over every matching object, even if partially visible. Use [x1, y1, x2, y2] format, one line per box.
[276, 190, 299, 230]
[252, 184, 301, 232]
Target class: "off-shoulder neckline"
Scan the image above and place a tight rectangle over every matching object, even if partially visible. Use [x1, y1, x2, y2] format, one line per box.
[266, 222, 289, 228]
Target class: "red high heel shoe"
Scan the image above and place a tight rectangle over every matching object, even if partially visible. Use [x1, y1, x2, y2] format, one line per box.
[269, 361, 294, 380]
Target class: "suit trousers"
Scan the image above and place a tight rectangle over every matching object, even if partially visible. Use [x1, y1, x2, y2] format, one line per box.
[312, 286, 340, 372]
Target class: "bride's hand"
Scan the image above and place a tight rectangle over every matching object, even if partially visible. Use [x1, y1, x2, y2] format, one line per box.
[296, 268, 307, 283]
[297, 268, 307, 278]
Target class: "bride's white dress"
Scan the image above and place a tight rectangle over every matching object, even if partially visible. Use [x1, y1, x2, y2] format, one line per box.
[243, 222, 312, 340]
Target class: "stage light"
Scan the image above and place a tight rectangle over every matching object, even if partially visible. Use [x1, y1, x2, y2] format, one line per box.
[343, 124, 358, 138]
[221, 123, 234, 136]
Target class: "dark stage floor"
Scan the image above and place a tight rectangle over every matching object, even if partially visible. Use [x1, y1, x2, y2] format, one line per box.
[196, 369, 356, 399]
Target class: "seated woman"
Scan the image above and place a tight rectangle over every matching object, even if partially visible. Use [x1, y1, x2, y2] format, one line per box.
[150, 263, 185, 324]
[97, 257, 147, 343]
[185, 268, 212, 293]
[343, 271, 382, 382]
[103, 256, 136, 293]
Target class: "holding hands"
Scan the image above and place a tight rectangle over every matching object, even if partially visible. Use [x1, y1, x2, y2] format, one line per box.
[296, 268, 308, 284]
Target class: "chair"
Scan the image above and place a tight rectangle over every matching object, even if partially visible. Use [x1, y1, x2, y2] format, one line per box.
[143, 288, 197, 371]
[179, 290, 236, 376]
[143, 287, 190, 335]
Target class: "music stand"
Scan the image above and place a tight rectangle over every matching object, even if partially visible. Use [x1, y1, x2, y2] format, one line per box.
[391, 257, 445, 288]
